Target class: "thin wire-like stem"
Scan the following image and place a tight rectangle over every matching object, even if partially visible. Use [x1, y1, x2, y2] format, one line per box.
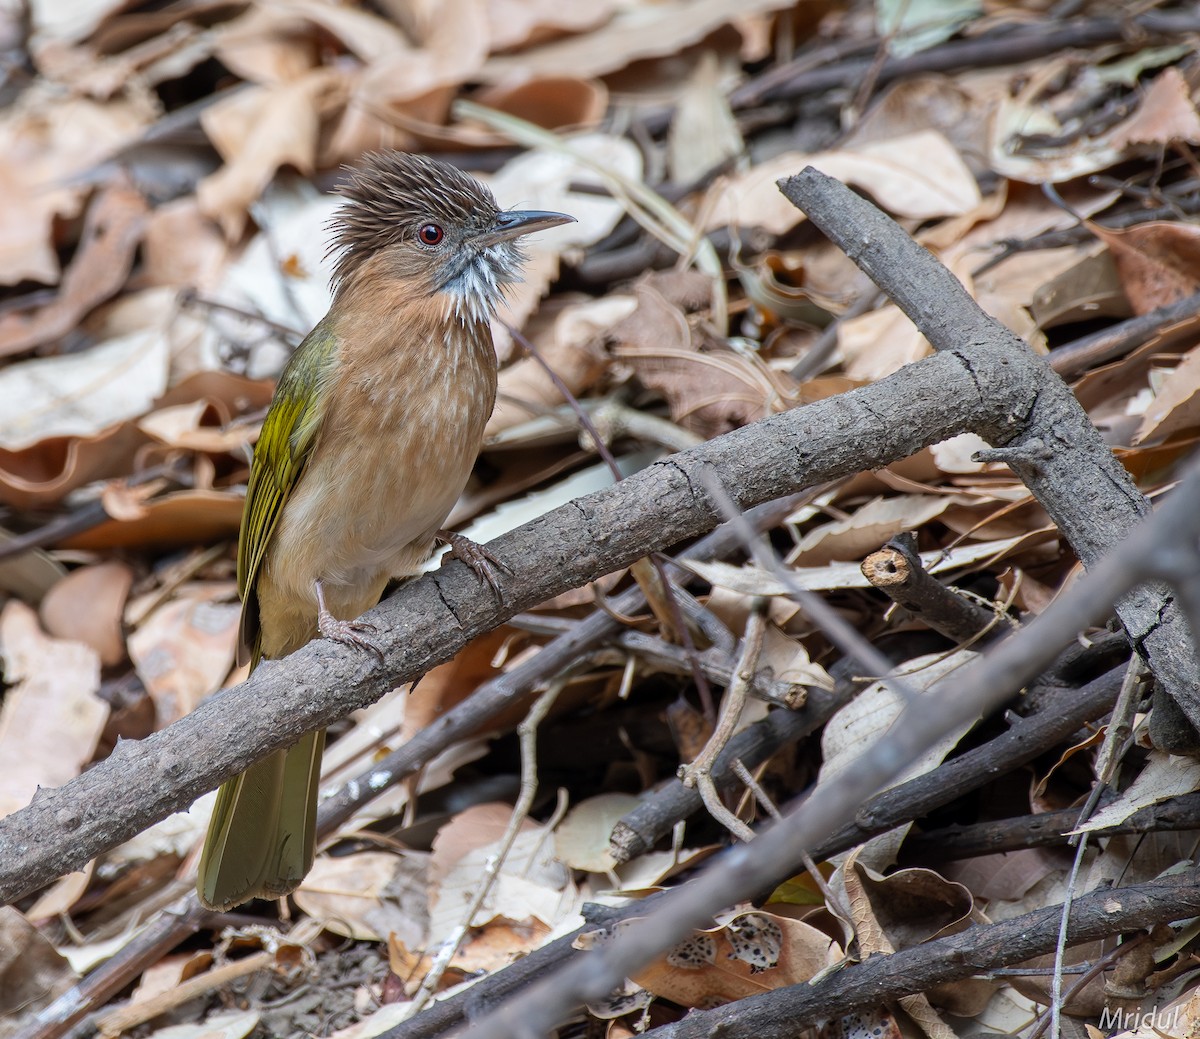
[401, 679, 565, 1019]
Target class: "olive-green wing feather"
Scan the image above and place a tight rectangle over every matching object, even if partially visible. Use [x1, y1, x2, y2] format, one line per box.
[236, 317, 341, 666]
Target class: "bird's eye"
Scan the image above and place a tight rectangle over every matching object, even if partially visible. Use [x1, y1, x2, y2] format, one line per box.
[418, 223, 444, 246]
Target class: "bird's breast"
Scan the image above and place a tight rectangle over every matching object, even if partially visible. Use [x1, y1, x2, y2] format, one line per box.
[264, 314, 497, 604]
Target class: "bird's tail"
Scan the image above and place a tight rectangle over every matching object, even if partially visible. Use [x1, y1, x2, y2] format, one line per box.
[196, 638, 325, 912]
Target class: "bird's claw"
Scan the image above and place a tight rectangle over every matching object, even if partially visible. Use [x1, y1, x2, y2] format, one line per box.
[437, 530, 509, 601]
[317, 612, 385, 661]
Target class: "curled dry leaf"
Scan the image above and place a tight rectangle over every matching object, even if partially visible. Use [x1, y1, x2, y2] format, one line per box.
[1074, 751, 1200, 835]
[582, 908, 839, 1010]
[555, 792, 642, 874]
[612, 281, 798, 437]
[0, 180, 149, 358]
[0, 86, 154, 286]
[328, 0, 489, 161]
[790, 494, 955, 568]
[485, 0, 616, 53]
[991, 63, 1200, 183]
[215, 178, 340, 342]
[428, 804, 576, 945]
[682, 533, 1033, 596]
[1106, 65, 1200, 152]
[481, 0, 797, 81]
[0, 316, 170, 452]
[141, 1010, 260, 1039]
[487, 133, 642, 340]
[0, 601, 105, 819]
[198, 68, 347, 239]
[39, 560, 133, 667]
[1136, 347, 1200, 445]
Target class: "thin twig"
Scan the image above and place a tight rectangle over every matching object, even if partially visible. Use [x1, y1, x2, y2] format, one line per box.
[698, 468, 921, 704]
[401, 679, 565, 1019]
[504, 318, 718, 721]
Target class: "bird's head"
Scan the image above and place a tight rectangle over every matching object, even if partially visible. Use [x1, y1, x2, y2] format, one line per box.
[328, 152, 573, 323]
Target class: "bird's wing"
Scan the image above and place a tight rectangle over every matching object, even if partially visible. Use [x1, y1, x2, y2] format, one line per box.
[236, 318, 340, 666]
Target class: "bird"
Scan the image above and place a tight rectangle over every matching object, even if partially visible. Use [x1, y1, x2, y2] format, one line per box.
[196, 151, 573, 911]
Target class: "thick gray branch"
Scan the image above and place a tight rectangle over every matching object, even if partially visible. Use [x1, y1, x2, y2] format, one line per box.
[778, 167, 1197, 722]
[1, 165, 1189, 911]
[0, 349, 1023, 905]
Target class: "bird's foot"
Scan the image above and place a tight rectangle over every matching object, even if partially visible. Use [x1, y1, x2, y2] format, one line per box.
[315, 581, 385, 661]
[436, 530, 509, 600]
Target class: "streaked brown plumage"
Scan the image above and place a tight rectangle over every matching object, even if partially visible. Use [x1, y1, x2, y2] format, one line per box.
[197, 152, 572, 911]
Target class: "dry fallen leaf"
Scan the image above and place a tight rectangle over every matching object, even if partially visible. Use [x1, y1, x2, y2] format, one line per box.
[294, 851, 427, 943]
[39, 560, 133, 667]
[198, 68, 346, 238]
[1090, 220, 1200, 315]
[481, 0, 797, 81]
[706, 130, 981, 236]
[1135, 347, 1200, 445]
[1107, 65, 1200, 151]
[0, 905, 79, 1026]
[126, 582, 240, 725]
[623, 908, 839, 1009]
[0, 180, 149, 358]
[0, 601, 105, 819]
[484, 0, 615, 52]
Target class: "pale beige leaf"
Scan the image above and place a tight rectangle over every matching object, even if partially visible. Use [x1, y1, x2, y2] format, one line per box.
[0, 180, 148, 357]
[631, 909, 839, 1008]
[216, 178, 340, 351]
[792, 495, 954, 567]
[1135, 347, 1200, 444]
[1108, 66, 1200, 151]
[143, 1010, 260, 1039]
[929, 433, 990, 474]
[0, 88, 154, 286]
[28, 0, 124, 42]
[707, 130, 980, 235]
[0, 323, 170, 451]
[328, 1004, 411, 1039]
[198, 69, 345, 239]
[0, 602, 104, 818]
[485, 0, 615, 53]
[757, 625, 833, 693]
[554, 793, 641, 873]
[126, 583, 240, 725]
[429, 809, 576, 942]
[0, 531, 65, 603]
[487, 295, 634, 437]
[820, 650, 978, 789]
[1074, 752, 1200, 834]
[681, 534, 1030, 595]
[21, 864, 92, 923]
[837, 302, 931, 381]
[293, 852, 415, 942]
[481, 0, 797, 81]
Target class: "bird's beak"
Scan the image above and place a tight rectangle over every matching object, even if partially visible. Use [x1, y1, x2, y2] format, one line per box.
[476, 208, 575, 246]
